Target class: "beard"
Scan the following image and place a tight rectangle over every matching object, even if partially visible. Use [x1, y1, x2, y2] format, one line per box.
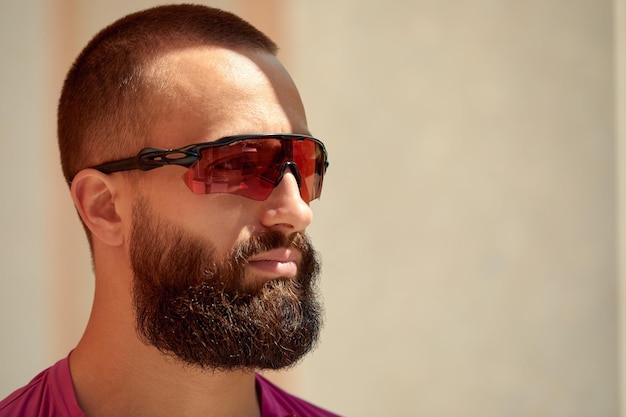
[129, 197, 322, 371]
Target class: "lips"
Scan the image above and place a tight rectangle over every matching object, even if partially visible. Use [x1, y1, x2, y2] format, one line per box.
[247, 248, 300, 278]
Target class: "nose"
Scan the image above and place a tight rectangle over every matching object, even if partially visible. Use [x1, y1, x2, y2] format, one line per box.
[260, 170, 313, 234]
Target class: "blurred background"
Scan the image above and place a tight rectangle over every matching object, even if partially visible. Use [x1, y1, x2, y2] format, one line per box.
[1, 0, 624, 416]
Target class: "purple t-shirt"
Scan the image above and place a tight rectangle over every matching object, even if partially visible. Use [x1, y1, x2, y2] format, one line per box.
[0, 356, 340, 417]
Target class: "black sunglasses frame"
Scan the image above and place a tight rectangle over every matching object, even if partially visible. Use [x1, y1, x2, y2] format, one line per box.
[87, 133, 329, 176]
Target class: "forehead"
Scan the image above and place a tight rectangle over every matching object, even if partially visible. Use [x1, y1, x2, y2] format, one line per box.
[144, 46, 309, 149]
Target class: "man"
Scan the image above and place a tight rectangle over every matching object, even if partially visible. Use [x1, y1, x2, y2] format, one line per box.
[0, 4, 337, 417]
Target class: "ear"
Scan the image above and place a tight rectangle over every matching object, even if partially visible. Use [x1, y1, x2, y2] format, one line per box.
[71, 169, 125, 247]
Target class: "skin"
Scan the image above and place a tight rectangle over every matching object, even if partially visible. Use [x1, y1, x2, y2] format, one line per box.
[68, 46, 314, 417]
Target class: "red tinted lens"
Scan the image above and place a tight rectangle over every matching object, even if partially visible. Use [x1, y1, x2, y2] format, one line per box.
[182, 138, 325, 202]
[292, 139, 325, 202]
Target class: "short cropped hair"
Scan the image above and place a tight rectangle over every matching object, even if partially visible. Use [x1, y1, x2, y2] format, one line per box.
[58, 4, 278, 184]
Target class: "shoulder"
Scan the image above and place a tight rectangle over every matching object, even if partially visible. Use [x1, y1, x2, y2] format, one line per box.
[0, 367, 53, 416]
[256, 374, 342, 417]
[0, 356, 84, 417]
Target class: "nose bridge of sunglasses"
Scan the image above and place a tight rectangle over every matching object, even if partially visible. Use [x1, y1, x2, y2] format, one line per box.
[274, 161, 303, 189]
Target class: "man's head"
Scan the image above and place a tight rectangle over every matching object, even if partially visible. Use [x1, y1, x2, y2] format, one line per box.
[61, 5, 327, 371]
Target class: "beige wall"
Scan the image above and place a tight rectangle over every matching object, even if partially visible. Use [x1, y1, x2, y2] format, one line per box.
[0, 1, 622, 416]
[292, 1, 617, 415]
[618, 0, 626, 414]
[0, 0, 49, 391]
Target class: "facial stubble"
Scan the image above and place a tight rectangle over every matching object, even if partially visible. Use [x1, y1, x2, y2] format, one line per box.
[129, 198, 322, 371]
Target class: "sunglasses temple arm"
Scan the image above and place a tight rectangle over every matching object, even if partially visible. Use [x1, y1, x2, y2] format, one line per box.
[91, 156, 145, 174]
[67, 157, 141, 185]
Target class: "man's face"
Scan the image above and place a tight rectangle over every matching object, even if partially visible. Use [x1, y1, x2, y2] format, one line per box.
[124, 47, 323, 370]
[129, 196, 322, 370]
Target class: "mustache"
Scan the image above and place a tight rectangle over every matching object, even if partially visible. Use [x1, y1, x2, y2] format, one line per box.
[229, 231, 311, 265]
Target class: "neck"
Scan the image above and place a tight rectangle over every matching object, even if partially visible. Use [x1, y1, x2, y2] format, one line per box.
[71, 327, 261, 417]
[70, 263, 261, 417]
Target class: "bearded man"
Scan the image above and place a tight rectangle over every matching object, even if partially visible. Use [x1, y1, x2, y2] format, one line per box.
[0, 4, 336, 417]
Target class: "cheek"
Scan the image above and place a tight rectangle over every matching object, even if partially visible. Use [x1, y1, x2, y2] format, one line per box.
[134, 169, 263, 256]
[164, 194, 259, 256]
[196, 196, 259, 254]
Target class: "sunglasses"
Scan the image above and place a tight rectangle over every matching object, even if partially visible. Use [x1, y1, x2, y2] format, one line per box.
[87, 134, 329, 203]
